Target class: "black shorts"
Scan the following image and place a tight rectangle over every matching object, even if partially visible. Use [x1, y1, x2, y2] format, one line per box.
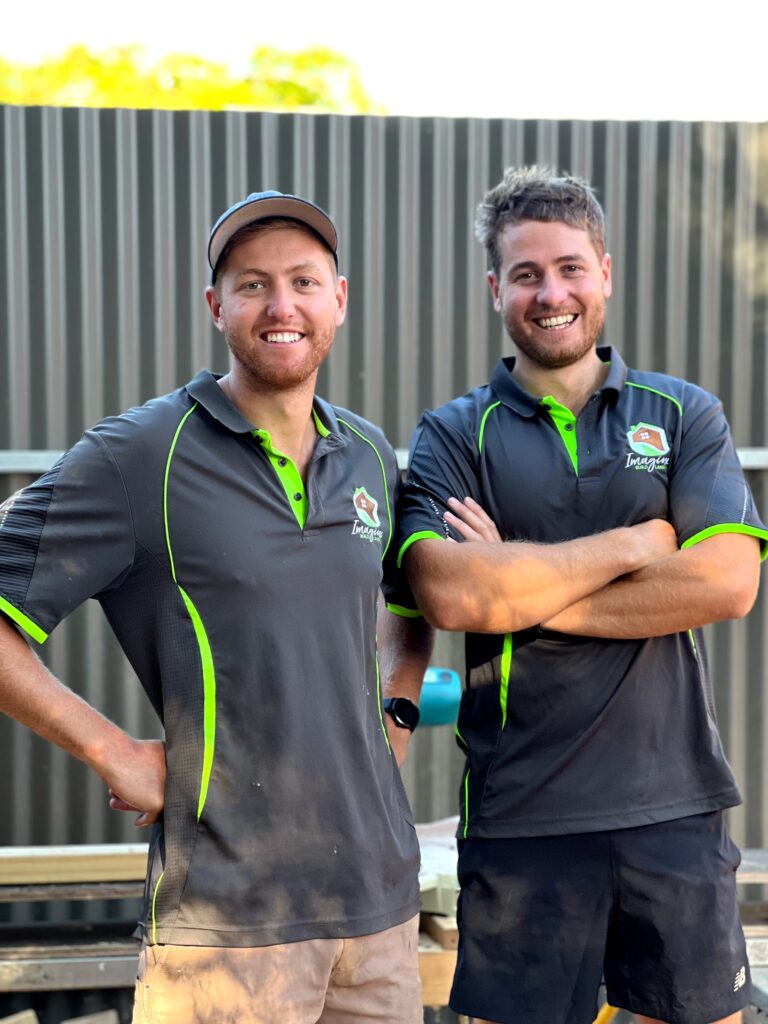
[449, 811, 749, 1024]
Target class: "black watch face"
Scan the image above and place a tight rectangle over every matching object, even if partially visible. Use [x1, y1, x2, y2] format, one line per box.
[387, 697, 420, 731]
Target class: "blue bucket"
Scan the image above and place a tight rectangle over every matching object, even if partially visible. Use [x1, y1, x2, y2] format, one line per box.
[419, 667, 462, 727]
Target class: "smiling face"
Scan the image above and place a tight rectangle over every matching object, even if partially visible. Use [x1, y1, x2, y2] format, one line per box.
[205, 223, 347, 394]
[489, 219, 612, 373]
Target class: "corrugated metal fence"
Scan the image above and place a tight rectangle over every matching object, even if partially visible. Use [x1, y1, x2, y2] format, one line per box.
[1, 106, 767, 849]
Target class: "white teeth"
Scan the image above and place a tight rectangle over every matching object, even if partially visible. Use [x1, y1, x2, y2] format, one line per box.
[265, 332, 302, 344]
[537, 314, 576, 328]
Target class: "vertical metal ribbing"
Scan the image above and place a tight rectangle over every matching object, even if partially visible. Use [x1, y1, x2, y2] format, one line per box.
[0, 108, 767, 853]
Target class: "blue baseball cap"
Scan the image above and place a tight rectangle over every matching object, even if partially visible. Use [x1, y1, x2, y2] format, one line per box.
[208, 190, 339, 278]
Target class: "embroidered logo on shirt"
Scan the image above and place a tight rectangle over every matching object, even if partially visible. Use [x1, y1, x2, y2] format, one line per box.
[625, 422, 671, 473]
[734, 965, 747, 992]
[352, 487, 383, 544]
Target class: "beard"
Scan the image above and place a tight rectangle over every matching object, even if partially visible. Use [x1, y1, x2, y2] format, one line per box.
[223, 323, 335, 394]
[504, 300, 606, 370]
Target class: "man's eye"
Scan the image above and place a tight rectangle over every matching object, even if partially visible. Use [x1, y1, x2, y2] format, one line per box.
[563, 265, 582, 274]
[296, 278, 314, 288]
[514, 272, 535, 283]
[243, 280, 265, 290]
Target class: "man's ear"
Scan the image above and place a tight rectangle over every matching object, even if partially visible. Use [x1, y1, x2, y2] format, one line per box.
[205, 286, 224, 333]
[601, 253, 613, 299]
[335, 275, 348, 328]
[488, 271, 502, 313]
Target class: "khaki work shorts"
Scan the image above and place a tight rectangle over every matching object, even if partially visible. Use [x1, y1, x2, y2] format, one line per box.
[132, 913, 422, 1024]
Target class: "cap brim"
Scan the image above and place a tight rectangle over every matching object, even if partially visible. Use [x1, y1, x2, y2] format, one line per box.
[208, 195, 338, 272]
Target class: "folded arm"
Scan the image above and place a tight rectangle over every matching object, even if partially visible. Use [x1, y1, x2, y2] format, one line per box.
[542, 533, 761, 638]
[0, 615, 165, 825]
[403, 498, 678, 634]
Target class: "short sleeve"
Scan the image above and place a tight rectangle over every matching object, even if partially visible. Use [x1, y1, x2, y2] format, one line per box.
[0, 429, 136, 642]
[396, 409, 483, 568]
[670, 385, 768, 555]
[380, 448, 421, 618]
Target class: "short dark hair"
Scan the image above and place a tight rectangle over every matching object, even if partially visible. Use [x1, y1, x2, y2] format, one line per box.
[475, 166, 606, 276]
[212, 216, 337, 285]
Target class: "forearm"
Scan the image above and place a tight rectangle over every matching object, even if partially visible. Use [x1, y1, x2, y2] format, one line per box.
[543, 534, 761, 638]
[377, 601, 435, 703]
[405, 521, 675, 634]
[0, 617, 165, 822]
[0, 617, 132, 773]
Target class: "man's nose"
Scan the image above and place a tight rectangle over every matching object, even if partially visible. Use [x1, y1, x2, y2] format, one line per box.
[536, 273, 568, 307]
[267, 285, 295, 318]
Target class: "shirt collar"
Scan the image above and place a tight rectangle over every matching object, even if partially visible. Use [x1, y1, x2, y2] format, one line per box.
[489, 346, 627, 415]
[185, 369, 345, 441]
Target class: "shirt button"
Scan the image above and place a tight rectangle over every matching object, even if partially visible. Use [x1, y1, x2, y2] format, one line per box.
[293, 492, 302, 501]
[564, 423, 574, 431]
[278, 458, 287, 467]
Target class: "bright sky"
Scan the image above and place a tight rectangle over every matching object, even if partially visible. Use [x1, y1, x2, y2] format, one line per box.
[4, 0, 767, 121]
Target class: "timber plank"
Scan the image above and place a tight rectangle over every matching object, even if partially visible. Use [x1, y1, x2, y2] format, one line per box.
[422, 914, 459, 950]
[738, 849, 768, 884]
[61, 1013, 120, 1024]
[418, 933, 457, 1007]
[0, 845, 148, 885]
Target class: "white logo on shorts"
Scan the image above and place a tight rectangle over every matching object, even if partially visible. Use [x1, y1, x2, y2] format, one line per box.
[734, 966, 746, 992]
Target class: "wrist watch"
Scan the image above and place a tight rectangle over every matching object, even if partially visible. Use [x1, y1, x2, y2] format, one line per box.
[383, 697, 420, 732]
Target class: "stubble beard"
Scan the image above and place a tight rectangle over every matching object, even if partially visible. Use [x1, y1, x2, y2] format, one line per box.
[224, 324, 335, 394]
[505, 302, 606, 370]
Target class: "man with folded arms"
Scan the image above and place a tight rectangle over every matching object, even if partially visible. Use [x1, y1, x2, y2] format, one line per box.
[397, 167, 765, 1024]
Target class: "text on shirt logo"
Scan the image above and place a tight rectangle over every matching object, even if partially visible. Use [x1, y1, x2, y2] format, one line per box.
[625, 422, 671, 473]
[352, 487, 383, 544]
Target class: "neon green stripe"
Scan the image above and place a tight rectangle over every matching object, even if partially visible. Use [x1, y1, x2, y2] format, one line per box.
[337, 418, 393, 560]
[681, 523, 768, 562]
[626, 381, 683, 417]
[540, 396, 578, 474]
[151, 870, 165, 943]
[163, 403, 199, 582]
[163, 403, 216, 821]
[478, 401, 501, 454]
[688, 629, 698, 655]
[499, 633, 512, 730]
[397, 530, 444, 568]
[375, 652, 391, 752]
[463, 770, 470, 839]
[312, 406, 331, 437]
[455, 724, 467, 747]
[0, 595, 48, 644]
[386, 603, 423, 618]
[178, 587, 216, 820]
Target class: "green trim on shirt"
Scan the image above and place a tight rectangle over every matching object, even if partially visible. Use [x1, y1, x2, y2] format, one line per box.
[0, 595, 48, 644]
[681, 523, 768, 562]
[164, 404, 217, 823]
[499, 633, 513, 730]
[337, 417, 393, 560]
[252, 429, 308, 530]
[386, 603, 423, 619]
[540, 396, 578, 474]
[478, 401, 501, 454]
[626, 381, 683, 417]
[397, 530, 444, 569]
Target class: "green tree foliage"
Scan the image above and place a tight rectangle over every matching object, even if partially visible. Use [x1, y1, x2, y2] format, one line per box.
[0, 44, 378, 113]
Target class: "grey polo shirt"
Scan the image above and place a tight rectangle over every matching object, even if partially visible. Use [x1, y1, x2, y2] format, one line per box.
[398, 348, 768, 839]
[0, 370, 420, 945]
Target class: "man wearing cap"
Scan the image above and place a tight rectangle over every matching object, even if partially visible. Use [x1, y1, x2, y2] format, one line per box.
[397, 167, 766, 1024]
[0, 191, 429, 1022]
